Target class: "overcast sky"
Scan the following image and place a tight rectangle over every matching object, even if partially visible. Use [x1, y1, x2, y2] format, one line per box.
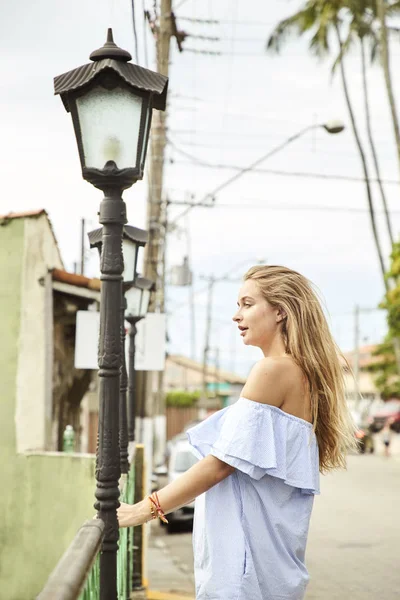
[2, 1, 400, 376]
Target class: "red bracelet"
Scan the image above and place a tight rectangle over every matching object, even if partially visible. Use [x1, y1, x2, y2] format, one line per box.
[149, 492, 169, 524]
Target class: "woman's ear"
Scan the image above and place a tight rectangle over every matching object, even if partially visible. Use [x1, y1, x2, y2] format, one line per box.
[276, 307, 287, 323]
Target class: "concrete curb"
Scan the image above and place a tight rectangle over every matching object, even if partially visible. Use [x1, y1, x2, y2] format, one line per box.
[147, 591, 194, 600]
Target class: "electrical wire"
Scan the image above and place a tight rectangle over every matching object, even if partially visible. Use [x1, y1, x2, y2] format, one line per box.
[169, 157, 400, 186]
[131, 0, 139, 63]
[178, 16, 275, 26]
[167, 139, 400, 187]
[200, 202, 400, 215]
[142, 0, 149, 67]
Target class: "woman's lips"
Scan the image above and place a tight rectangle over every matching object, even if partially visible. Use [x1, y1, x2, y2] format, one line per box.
[239, 328, 248, 336]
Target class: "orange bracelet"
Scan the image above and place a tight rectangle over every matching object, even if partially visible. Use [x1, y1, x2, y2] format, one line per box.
[148, 492, 169, 524]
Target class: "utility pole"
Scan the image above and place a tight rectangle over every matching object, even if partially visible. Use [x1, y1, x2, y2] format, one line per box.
[353, 304, 360, 408]
[143, 0, 172, 294]
[185, 211, 196, 361]
[139, 1, 186, 474]
[215, 346, 220, 403]
[80, 218, 85, 275]
[201, 276, 215, 416]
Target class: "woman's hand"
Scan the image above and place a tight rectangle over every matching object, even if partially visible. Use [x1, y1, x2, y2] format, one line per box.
[117, 455, 234, 529]
[117, 501, 149, 528]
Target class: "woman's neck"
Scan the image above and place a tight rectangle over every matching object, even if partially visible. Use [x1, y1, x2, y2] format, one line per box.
[261, 334, 287, 358]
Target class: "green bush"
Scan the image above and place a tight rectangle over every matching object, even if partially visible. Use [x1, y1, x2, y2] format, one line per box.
[166, 390, 200, 407]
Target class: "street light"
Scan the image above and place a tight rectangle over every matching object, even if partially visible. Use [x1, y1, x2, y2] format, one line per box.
[54, 29, 167, 600]
[125, 277, 155, 445]
[171, 119, 345, 224]
[322, 120, 345, 134]
[88, 225, 149, 476]
[89, 225, 148, 280]
[54, 29, 168, 189]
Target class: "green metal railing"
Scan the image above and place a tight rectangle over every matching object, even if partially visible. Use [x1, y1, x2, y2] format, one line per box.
[77, 465, 136, 600]
[117, 468, 135, 600]
[78, 553, 100, 600]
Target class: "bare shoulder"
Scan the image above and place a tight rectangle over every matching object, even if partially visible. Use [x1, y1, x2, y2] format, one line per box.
[241, 356, 303, 408]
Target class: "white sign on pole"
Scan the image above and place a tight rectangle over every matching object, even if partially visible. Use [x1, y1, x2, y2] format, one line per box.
[74, 310, 100, 370]
[75, 310, 166, 371]
[131, 313, 166, 371]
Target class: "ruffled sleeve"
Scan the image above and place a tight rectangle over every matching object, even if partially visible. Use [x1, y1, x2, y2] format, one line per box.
[186, 398, 320, 495]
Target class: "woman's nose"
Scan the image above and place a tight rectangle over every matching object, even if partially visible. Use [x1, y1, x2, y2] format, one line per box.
[232, 311, 241, 322]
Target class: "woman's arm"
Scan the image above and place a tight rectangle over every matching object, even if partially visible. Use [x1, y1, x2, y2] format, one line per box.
[117, 454, 235, 528]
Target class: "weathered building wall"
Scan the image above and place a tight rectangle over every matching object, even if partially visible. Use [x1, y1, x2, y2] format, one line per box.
[0, 214, 96, 599]
[15, 214, 63, 452]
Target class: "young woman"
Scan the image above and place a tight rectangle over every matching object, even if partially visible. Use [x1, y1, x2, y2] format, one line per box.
[118, 265, 357, 600]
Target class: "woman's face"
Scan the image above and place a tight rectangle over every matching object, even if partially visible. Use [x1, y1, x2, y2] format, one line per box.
[232, 279, 281, 348]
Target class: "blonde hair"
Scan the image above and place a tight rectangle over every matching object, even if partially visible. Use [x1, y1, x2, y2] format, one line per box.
[245, 265, 357, 472]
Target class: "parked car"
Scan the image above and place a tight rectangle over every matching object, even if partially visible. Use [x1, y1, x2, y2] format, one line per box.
[162, 439, 199, 533]
[368, 400, 400, 433]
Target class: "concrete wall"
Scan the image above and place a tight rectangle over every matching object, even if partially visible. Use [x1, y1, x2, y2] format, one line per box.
[0, 217, 24, 462]
[1, 453, 96, 600]
[16, 215, 63, 453]
[0, 216, 97, 599]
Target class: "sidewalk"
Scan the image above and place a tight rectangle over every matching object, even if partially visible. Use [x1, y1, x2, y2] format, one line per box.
[147, 522, 195, 600]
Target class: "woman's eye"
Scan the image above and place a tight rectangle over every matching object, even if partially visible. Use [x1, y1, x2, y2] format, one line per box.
[244, 304, 251, 308]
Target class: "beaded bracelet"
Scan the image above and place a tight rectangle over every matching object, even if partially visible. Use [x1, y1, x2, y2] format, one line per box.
[148, 491, 169, 524]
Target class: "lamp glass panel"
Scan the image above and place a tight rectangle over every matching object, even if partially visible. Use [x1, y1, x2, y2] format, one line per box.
[125, 286, 142, 318]
[140, 104, 152, 168]
[140, 289, 151, 317]
[122, 238, 138, 282]
[76, 86, 143, 170]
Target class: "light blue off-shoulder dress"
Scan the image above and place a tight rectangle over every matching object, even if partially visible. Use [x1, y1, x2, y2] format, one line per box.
[186, 397, 320, 600]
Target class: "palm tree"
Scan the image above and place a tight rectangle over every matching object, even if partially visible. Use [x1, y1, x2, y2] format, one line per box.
[267, 1, 387, 280]
[376, 0, 400, 179]
[267, 0, 400, 374]
[333, 3, 394, 245]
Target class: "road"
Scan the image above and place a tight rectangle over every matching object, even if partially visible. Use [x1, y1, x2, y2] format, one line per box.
[148, 439, 400, 599]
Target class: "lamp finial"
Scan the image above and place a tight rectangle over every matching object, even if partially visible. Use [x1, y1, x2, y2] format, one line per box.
[90, 28, 132, 62]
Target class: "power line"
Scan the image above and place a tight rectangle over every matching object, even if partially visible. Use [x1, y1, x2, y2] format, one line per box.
[197, 202, 400, 215]
[185, 48, 222, 55]
[174, 0, 193, 9]
[178, 16, 219, 24]
[167, 139, 400, 186]
[178, 16, 276, 26]
[130, 0, 139, 63]
[169, 158, 400, 186]
[142, 0, 149, 67]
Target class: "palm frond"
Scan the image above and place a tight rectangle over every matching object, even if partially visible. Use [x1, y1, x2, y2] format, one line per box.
[386, 1, 400, 17]
[266, 5, 318, 53]
[370, 35, 381, 61]
[331, 27, 355, 74]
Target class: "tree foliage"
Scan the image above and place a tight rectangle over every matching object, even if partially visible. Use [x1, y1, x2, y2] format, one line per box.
[165, 390, 200, 407]
[368, 243, 400, 398]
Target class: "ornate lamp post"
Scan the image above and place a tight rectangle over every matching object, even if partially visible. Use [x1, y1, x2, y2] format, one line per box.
[88, 225, 148, 475]
[125, 277, 154, 445]
[54, 29, 167, 600]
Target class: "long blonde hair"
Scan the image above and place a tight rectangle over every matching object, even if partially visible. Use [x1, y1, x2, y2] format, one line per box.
[245, 265, 357, 472]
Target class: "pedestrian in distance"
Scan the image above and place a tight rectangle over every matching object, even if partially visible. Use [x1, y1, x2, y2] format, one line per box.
[118, 265, 357, 600]
[381, 418, 393, 457]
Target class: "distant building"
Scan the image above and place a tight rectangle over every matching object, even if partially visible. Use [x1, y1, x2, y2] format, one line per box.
[342, 344, 383, 412]
[165, 354, 246, 407]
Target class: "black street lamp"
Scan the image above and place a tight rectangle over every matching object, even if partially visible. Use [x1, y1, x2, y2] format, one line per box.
[125, 277, 154, 445]
[88, 225, 148, 476]
[54, 29, 167, 600]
